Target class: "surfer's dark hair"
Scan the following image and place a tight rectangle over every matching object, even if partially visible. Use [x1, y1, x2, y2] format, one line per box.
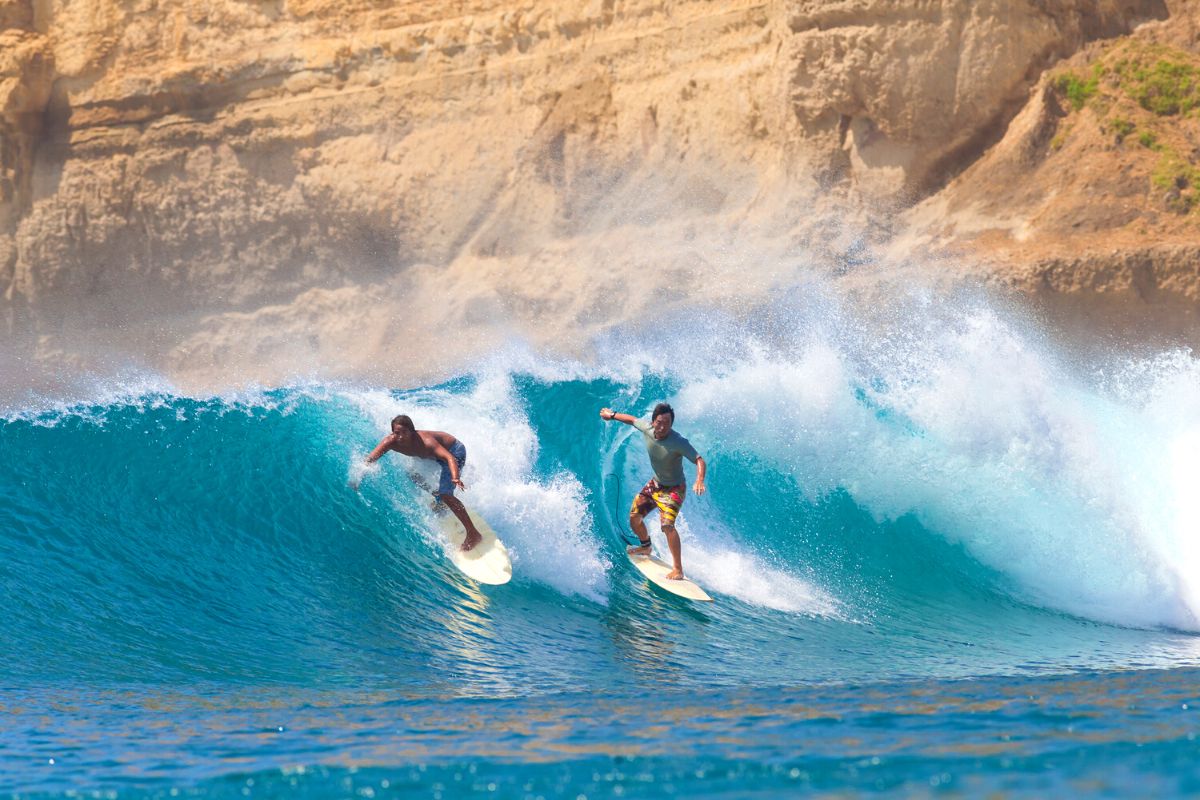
[391, 414, 415, 431]
[652, 403, 675, 422]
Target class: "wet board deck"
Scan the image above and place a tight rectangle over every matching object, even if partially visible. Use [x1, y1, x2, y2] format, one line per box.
[628, 552, 713, 602]
[439, 507, 512, 585]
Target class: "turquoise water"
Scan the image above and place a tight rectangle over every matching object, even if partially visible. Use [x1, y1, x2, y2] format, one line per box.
[6, 296, 1200, 797]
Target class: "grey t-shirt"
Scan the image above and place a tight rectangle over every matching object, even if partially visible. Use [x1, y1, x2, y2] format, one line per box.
[633, 418, 700, 486]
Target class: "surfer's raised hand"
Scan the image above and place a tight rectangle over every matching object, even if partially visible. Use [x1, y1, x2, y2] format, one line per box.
[601, 408, 630, 423]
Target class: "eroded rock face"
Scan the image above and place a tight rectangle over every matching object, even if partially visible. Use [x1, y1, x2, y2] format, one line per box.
[782, 0, 1169, 196]
[0, 0, 1184, 389]
[898, 0, 1200, 329]
[0, 0, 52, 300]
[5, 4, 776, 323]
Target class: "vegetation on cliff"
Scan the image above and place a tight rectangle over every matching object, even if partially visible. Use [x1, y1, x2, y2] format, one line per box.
[1053, 40, 1200, 213]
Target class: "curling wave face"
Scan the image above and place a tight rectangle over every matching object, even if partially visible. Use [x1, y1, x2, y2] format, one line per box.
[6, 287, 1200, 706]
[11, 286, 1200, 797]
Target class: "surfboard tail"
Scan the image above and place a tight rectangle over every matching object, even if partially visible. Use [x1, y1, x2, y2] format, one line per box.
[628, 553, 713, 602]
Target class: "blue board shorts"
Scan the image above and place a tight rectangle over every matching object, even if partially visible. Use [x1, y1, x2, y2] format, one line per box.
[434, 441, 467, 497]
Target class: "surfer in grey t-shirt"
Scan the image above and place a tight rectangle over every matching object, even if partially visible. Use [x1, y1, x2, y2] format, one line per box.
[599, 402, 707, 580]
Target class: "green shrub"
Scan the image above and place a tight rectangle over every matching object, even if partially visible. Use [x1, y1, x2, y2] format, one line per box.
[1151, 152, 1200, 212]
[1138, 130, 1158, 149]
[1112, 52, 1200, 116]
[1055, 72, 1100, 111]
[1134, 60, 1199, 115]
[1109, 117, 1136, 140]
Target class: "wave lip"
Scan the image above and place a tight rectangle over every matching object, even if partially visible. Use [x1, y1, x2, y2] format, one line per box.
[671, 303, 1200, 632]
[7, 290, 1200, 692]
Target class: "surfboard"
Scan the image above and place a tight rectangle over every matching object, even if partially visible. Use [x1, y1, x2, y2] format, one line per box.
[438, 506, 512, 585]
[627, 552, 713, 602]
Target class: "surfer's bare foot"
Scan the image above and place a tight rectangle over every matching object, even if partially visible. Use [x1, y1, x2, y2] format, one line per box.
[626, 542, 651, 556]
[461, 529, 482, 552]
[665, 569, 684, 580]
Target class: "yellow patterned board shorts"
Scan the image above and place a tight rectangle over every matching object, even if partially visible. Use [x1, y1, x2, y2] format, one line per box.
[630, 478, 686, 526]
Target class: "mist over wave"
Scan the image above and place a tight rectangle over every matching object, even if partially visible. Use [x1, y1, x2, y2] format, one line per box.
[660, 289, 1200, 631]
[5, 281, 1200, 696]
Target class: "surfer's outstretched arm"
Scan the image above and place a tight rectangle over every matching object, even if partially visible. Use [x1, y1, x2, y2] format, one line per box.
[351, 435, 395, 490]
[365, 434, 396, 463]
[599, 408, 635, 425]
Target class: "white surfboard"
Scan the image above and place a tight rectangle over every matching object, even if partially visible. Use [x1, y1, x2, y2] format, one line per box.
[628, 552, 713, 602]
[438, 506, 512, 585]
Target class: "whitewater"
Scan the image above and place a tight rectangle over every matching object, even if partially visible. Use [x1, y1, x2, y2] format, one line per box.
[6, 286, 1200, 797]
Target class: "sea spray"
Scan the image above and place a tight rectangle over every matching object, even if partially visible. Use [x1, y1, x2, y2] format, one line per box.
[7, 289, 1200, 703]
[342, 374, 610, 601]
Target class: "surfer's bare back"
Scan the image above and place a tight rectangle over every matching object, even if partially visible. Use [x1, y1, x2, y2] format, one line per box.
[364, 414, 483, 551]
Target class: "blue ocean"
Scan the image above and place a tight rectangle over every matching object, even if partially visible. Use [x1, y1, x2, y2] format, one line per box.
[6, 292, 1200, 797]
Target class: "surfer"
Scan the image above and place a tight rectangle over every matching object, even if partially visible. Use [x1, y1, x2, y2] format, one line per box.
[600, 402, 707, 580]
[363, 415, 483, 551]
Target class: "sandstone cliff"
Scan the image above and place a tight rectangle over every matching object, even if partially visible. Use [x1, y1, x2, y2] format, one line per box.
[898, 0, 1200, 344]
[0, 0, 1189, 391]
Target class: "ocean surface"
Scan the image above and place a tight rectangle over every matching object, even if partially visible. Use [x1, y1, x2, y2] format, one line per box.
[6, 291, 1200, 797]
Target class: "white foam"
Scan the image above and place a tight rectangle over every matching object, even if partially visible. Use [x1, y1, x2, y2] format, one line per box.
[14, 284, 1200, 632]
[342, 374, 610, 602]
[674, 300, 1200, 631]
[601, 420, 843, 617]
[674, 515, 843, 616]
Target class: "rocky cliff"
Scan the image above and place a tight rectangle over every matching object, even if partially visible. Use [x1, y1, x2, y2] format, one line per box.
[898, 0, 1200, 344]
[0, 0, 1191, 391]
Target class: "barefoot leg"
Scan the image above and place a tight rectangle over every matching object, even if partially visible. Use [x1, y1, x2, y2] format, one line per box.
[441, 494, 482, 551]
[627, 511, 652, 555]
[662, 523, 683, 580]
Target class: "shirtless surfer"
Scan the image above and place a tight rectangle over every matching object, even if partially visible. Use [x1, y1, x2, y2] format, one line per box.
[364, 415, 483, 551]
[599, 403, 706, 580]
